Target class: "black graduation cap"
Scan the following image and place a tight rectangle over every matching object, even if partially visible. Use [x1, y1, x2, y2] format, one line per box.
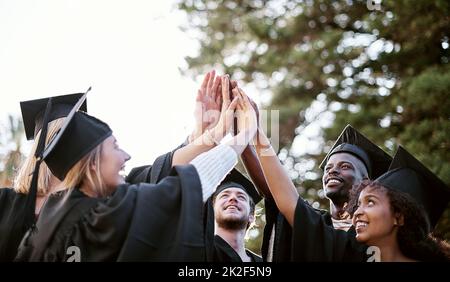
[214, 169, 262, 204]
[319, 124, 392, 179]
[375, 146, 450, 228]
[42, 93, 112, 181]
[20, 93, 88, 140]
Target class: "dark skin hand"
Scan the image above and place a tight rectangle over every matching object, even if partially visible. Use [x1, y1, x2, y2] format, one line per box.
[230, 79, 272, 200]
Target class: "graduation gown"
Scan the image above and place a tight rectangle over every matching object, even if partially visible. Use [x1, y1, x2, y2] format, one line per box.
[292, 197, 367, 261]
[0, 188, 28, 261]
[125, 142, 186, 184]
[261, 198, 293, 262]
[125, 142, 260, 262]
[262, 197, 367, 262]
[212, 235, 262, 262]
[15, 165, 206, 262]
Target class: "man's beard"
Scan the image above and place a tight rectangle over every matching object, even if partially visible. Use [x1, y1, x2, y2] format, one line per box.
[217, 214, 248, 231]
[325, 185, 350, 205]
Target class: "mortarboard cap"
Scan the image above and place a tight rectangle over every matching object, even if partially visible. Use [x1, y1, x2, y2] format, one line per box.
[375, 146, 450, 228]
[20, 93, 88, 140]
[214, 169, 262, 204]
[42, 91, 112, 181]
[319, 124, 392, 179]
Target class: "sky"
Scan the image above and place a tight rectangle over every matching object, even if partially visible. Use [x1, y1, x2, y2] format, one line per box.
[0, 0, 206, 172]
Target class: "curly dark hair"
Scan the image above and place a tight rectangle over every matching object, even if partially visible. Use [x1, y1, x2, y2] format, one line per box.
[347, 181, 450, 262]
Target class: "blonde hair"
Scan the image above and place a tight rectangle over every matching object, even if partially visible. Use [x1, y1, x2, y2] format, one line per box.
[60, 142, 109, 198]
[14, 118, 64, 196]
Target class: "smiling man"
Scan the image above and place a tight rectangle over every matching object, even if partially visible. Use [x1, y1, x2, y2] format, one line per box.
[318, 125, 393, 231]
[210, 172, 263, 262]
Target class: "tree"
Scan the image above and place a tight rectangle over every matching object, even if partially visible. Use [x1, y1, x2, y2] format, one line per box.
[0, 115, 25, 188]
[177, 0, 450, 252]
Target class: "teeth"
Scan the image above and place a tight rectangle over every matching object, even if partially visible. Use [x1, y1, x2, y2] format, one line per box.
[328, 179, 341, 184]
[356, 222, 368, 228]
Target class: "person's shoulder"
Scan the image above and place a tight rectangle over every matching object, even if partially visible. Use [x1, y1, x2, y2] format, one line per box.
[0, 187, 27, 205]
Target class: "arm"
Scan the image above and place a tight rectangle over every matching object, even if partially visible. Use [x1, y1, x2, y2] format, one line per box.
[254, 129, 299, 226]
[241, 145, 273, 200]
[238, 91, 272, 200]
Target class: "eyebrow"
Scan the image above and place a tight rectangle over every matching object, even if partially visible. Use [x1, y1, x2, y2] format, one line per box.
[236, 192, 248, 198]
[326, 161, 354, 168]
[219, 191, 248, 199]
[362, 193, 380, 201]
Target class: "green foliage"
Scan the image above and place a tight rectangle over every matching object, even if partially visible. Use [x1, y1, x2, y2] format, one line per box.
[178, 0, 450, 253]
[0, 115, 25, 187]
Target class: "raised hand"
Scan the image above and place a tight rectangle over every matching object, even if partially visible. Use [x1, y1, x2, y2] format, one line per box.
[190, 70, 222, 142]
[209, 75, 239, 142]
[224, 87, 258, 155]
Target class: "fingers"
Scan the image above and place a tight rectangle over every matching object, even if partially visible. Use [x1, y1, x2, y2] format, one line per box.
[211, 76, 221, 101]
[230, 80, 238, 89]
[200, 72, 210, 95]
[221, 75, 231, 109]
[228, 95, 240, 112]
[206, 70, 216, 96]
[233, 88, 246, 110]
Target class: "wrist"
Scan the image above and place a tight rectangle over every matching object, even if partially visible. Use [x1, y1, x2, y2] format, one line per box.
[189, 129, 202, 143]
[203, 129, 220, 146]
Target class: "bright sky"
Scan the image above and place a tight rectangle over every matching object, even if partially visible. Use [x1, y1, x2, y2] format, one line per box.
[0, 0, 205, 172]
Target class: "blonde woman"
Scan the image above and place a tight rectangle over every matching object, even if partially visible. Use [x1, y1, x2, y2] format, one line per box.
[16, 84, 258, 261]
[0, 93, 87, 261]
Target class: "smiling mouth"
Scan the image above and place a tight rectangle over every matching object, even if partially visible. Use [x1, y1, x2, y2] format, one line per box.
[325, 177, 343, 186]
[118, 166, 126, 178]
[224, 205, 240, 212]
[355, 221, 369, 231]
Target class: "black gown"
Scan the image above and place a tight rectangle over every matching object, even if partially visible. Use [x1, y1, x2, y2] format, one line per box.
[212, 235, 262, 262]
[291, 197, 367, 261]
[125, 142, 186, 184]
[124, 141, 262, 262]
[262, 196, 367, 262]
[15, 165, 205, 261]
[0, 143, 183, 262]
[0, 188, 28, 261]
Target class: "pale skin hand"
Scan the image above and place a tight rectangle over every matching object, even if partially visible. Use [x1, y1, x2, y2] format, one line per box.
[172, 77, 240, 166]
[254, 128, 299, 226]
[190, 70, 222, 143]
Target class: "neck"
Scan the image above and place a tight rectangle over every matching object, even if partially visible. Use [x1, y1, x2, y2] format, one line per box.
[215, 224, 251, 262]
[79, 183, 97, 198]
[371, 235, 415, 262]
[329, 200, 348, 220]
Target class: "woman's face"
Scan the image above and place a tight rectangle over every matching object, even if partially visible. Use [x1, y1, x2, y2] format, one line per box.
[99, 135, 131, 189]
[352, 186, 399, 246]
